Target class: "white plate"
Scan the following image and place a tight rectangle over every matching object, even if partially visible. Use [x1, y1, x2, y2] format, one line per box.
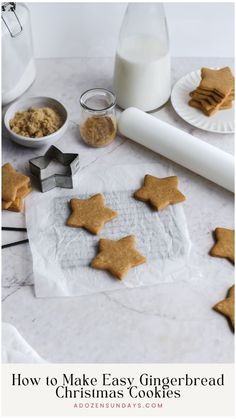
[171, 69, 234, 134]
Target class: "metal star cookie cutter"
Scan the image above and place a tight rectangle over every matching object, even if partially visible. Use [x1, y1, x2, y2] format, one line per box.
[29, 145, 79, 192]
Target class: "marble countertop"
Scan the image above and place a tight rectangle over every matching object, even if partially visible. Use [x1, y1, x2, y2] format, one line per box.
[2, 57, 234, 363]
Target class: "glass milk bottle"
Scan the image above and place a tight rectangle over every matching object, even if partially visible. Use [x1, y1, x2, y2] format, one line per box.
[113, 3, 171, 112]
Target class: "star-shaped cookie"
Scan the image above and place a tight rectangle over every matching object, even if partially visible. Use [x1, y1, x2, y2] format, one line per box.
[2, 184, 32, 212]
[200, 67, 234, 98]
[134, 174, 185, 211]
[91, 235, 146, 280]
[2, 163, 30, 202]
[213, 285, 234, 331]
[66, 193, 118, 234]
[210, 228, 234, 264]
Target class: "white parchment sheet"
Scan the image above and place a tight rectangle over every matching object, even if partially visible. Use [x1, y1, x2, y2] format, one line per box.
[2, 323, 46, 363]
[26, 164, 194, 298]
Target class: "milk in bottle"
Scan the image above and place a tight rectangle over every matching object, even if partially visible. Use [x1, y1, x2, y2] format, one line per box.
[113, 4, 171, 112]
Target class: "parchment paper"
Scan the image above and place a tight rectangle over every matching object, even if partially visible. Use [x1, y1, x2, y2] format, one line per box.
[25, 164, 193, 298]
[2, 323, 46, 363]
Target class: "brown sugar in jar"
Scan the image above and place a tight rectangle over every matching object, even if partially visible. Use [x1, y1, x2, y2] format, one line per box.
[80, 88, 117, 148]
[80, 115, 117, 147]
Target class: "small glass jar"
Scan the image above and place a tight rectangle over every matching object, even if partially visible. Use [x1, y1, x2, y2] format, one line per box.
[79, 88, 117, 148]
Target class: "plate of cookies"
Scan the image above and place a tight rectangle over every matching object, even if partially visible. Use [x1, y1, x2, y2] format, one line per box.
[171, 67, 234, 133]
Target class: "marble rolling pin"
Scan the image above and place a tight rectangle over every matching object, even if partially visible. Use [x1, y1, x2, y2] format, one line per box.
[118, 107, 234, 192]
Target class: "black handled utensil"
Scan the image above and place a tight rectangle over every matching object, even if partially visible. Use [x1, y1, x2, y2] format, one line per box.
[1, 227, 29, 249]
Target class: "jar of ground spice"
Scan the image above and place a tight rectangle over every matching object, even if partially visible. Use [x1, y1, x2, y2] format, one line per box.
[79, 88, 117, 147]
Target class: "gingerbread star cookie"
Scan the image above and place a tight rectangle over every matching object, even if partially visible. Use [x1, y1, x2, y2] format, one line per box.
[210, 228, 234, 264]
[134, 174, 185, 211]
[2, 163, 32, 212]
[2, 163, 30, 202]
[67, 193, 118, 235]
[213, 285, 234, 331]
[200, 67, 234, 98]
[3, 183, 32, 212]
[91, 235, 146, 280]
[188, 67, 234, 117]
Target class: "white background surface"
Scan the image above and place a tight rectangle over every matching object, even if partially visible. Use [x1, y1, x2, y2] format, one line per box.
[27, 2, 234, 58]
